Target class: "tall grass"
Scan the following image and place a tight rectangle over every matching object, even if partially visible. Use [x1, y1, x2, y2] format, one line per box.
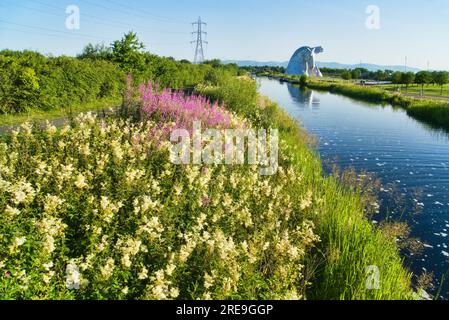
[0, 74, 414, 300]
[197, 77, 414, 300]
[303, 78, 449, 131]
[307, 80, 413, 108]
[407, 101, 449, 131]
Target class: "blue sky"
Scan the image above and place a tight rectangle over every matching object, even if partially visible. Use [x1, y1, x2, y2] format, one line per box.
[1, 0, 449, 70]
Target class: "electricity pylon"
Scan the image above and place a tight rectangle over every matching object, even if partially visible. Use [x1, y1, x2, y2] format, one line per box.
[191, 17, 207, 64]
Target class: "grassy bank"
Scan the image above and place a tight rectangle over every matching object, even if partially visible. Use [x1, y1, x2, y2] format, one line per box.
[306, 79, 412, 108]
[406, 101, 449, 130]
[307, 79, 449, 131]
[376, 83, 449, 98]
[0, 34, 241, 117]
[197, 76, 414, 299]
[265, 73, 449, 131]
[0, 97, 121, 127]
[0, 75, 414, 300]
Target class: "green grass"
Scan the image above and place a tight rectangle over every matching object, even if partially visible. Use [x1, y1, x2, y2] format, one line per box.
[267, 101, 413, 300]
[299, 78, 449, 131]
[198, 79, 415, 300]
[377, 83, 449, 98]
[0, 97, 121, 127]
[0, 75, 415, 299]
[407, 101, 449, 130]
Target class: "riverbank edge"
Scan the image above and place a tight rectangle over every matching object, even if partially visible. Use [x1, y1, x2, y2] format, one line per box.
[198, 79, 415, 300]
[0, 97, 121, 129]
[0, 78, 416, 300]
[262, 73, 449, 132]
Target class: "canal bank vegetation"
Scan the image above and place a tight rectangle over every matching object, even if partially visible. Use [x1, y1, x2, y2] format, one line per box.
[197, 75, 415, 300]
[0, 32, 241, 126]
[0, 34, 415, 299]
[0, 98, 121, 128]
[306, 79, 449, 131]
[0, 73, 414, 300]
[256, 70, 449, 131]
[247, 65, 449, 97]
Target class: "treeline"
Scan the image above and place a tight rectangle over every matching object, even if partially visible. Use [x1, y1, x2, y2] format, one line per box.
[0, 32, 240, 115]
[241, 66, 449, 95]
[0, 51, 123, 114]
[240, 66, 286, 76]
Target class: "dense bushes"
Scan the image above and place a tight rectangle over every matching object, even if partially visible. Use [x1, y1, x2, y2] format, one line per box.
[307, 80, 412, 107]
[306, 79, 449, 130]
[0, 83, 321, 300]
[407, 102, 449, 130]
[0, 32, 240, 116]
[196, 76, 414, 300]
[0, 50, 222, 115]
[196, 74, 259, 124]
[0, 50, 124, 114]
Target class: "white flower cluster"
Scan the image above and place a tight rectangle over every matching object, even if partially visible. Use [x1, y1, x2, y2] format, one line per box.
[0, 113, 320, 300]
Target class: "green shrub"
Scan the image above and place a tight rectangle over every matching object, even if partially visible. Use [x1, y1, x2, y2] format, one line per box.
[199, 77, 414, 300]
[0, 51, 125, 114]
[407, 102, 449, 130]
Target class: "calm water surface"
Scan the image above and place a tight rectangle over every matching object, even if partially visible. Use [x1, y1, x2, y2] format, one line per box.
[258, 77, 449, 299]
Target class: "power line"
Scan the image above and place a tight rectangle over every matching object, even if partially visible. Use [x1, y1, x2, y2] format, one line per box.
[1, 1, 136, 31]
[8, 0, 186, 35]
[0, 8, 191, 52]
[104, 0, 186, 24]
[77, 0, 183, 25]
[0, 1, 192, 53]
[191, 17, 207, 64]
[0, 25, 112, 43]
[0, 18, 114, 42]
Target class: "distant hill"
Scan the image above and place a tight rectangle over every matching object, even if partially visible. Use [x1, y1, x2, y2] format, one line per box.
[223, 60, 421, 73]
[223, 60, 287, 68]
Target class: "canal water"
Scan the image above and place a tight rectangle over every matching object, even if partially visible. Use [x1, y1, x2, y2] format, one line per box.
[258, 77, 449, 299]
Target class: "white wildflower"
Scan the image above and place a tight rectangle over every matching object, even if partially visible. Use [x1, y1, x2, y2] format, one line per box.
[170, 287, 179, 299]
[10, 179, 35, 205]
[300, 191, 313, 210]
[43, 262, 54, 271]
[9, 236, 27, 252]
[44, 195, 64, 213]
[45, 122, 57, 136]
[100, 258, 115, 280]
[43, 271, 55, 284]
[75, 173, 88, 189]
[138, 267, 149, 280]
[66, 261, 81, 290]
[4, 206, 20, 219]
[121, 254, 132, 268]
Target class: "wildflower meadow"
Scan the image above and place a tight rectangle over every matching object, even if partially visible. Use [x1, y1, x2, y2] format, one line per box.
[0, 80, 320, 300]
[0, 74, 414, 300]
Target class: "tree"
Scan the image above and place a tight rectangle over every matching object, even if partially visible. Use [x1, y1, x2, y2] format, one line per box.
[415, 71, 432, 96]
[392, 72, 403, 89]
[401, 72, 415, 93]
[373, 70, 388, 81]
[341, 70, 352, 81]
[299, 75, 309, 87]
[433, 71, 449, 95]
[78, 43, 112, 60]
[111, 31, 145, 74]
[351, 69, 362, 80]
[204, 59, 222, 68]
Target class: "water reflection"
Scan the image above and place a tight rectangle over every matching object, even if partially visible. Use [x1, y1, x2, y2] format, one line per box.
[286, 83, 320, 107]
[259, 77, 449, 300]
